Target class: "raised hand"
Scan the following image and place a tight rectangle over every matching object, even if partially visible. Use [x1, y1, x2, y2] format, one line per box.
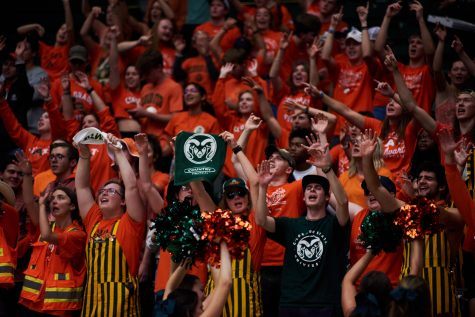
[15, 40, 27, 61]
[451, 35, 464, 54]
[38, 189, 51, 206]
[302, 133, 331, 168]
[386, 1, 402, 18]
[73, 141, 92, 159]
[330, 6, 344, 28]
[242, 76, 263, 93]
[75, 71, 92, 90]
[356, 2, 369, 25]
[437, 127, 458, 155]
[433, 23, 447, 42]
[246, 59, 258, 77]
[219, 63, 234, 79]
[359, 129, 378, 157]
[14, 150, 32, 175]
[311, 113, 329, 133]
[219, 131, 238, 149]
[36, 79, 51, 100]
[279, 31, 293, 50]
[374, 80, 395, 97]
[409, 0, 424, 21]
[257, 160, 273, 187]
[138, 34, 152, 46]
[307, 36, 321, 59]
[244, 114, 262, 131]
[91, 6, 102, 18]
[173, 35, 186, 53]
[106, 133, 122, 152]
[302, 82, 322, 98]
[223, 18, 237, 32]
[383, 45, 398, 72]
[134, 133, 149, 156]
[454, 138, 472, 168]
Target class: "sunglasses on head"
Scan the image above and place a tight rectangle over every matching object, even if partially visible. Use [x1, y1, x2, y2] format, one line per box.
[225, 189, 247, 199]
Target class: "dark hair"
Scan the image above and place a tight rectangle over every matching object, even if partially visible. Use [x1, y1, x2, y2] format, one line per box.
[185, 82, 216, 116]
[168, 288, 198, 317]
[82, 112, 100, 127]
[223, 47, 248, 64]
[136, 49, 163, 76]
[294, 13, 321, 37]
[289, 60, 310, 93]
[289, 128, 314, 145]
[49, 142, 79, 162]
[388, 275, 431, 317]
[100, 179, 125, 198]
[0, 155, 16, 172]
[179, 274, 200, 290]
[415, 161, 448, 198]
[409, 131, 440, 179]
[350, 271, 392, 317]
[166, 179, 214, 206]
[146, 134, 163, 171]
[47, 186, 82, 224]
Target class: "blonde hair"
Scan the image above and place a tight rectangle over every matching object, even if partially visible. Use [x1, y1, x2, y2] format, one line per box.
[348, 138, 385, 178]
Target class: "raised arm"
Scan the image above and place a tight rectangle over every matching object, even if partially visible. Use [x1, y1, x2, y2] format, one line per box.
[308, 36, 320, 87]
[189, 180, 217, 213]
[305, 83, 366, 129]
[108, 134, 145, 222]
[269, 32, 291, 92]
[284, 99, 337, 133]
[62, 0, 75, 45]
[374, 2, 401, 60]
[357, 3, 372, 60]
[360, 129, 404, 212]
[108, 26, 121, 90]
[209, 18, 237, 58]
[38, 192, 60, 244]
[135, 133, 164, 213]
[452, 35, 475, 78]
[256, 160, 276, 232]
[384, 47, 436, 134]
[321, 8, 343, 68]
[80, 6, 101, 50]
[74, 143, 95, 219]
[163, 260, 191, 300]
[17, 24, 45, 37]
[303, 133, 349, 225]
[201, 242, 232, 317]
[16, 151, 38, 226]
[341, 251, 375, 317]
[432, 24, 449, 93]
[410, 0, 434, 59]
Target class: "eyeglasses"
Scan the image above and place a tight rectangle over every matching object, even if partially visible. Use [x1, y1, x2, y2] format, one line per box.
[184, 87, 199, 95]
[48, 154, 66, 161]
[225, 189, 247, 199]
[98, 188, 123, 197]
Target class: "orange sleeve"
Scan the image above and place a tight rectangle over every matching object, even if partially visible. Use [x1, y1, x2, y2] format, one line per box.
[56, 227, 87, 260]
[64, 119, 81, 142]
[211, 78, 232, 128]
[116, 212, 146, 276]
[98, 108, 120, 136]
[168, 82, 183, 113]
[248, 212, 267, 272]
[445, 163, 475, 231]
[0, 100, 36, 149]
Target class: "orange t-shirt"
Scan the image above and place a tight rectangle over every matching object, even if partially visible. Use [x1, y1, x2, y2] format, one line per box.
[398, 63, 435, 114]
[0, 101, 51, 176]
[50, 75, 104, 116]
[38, 42, 70, 81]
[350, 209, 403, 287]
[364, 117, 419, 182]
[181, 56, 216, 97]
[140, 77, 183, 137]
[339, 167, 392, 209]
[84, 204, 145, 276]
[240, 5, 294, 31]
[110, 85, 141, 119]
[330, 144, 350, 176]
[264, 180, 305, 266]
[164, 111, 221, 136]
[194, 22, 241, 53]
[151, 171, 170, 193]
[260, 30, 283, 75]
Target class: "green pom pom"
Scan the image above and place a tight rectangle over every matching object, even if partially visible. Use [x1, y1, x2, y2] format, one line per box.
[151, 199, 206, 263]
[358, 211, 403, 255]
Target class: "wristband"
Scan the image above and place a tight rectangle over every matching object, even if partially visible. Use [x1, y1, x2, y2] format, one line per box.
[232, 145, 243, 154]
[361, 26, 368, 30]
[63, 90, 71, 96]
[328, 27, 335, 34]
[321, 166, 332, 174]
[317, 91, 325, 99]
[80, 155, 91, 160]
[86, 87, 94, 94]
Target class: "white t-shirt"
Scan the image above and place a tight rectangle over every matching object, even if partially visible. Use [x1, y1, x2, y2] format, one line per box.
[292, 165, 317, 180]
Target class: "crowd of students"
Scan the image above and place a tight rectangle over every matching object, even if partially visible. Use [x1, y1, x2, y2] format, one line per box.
[0, 0, 474, 316]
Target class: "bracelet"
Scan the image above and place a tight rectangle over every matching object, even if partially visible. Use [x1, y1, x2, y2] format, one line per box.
[63, 90, 71, 96]
[232, 145, 243, 154]
[361, 26, 368, 30]
[79, 155, 91, 160]
[321, 166, 332, 174]
[86, 87, 94, 94]
[328, 27, 335, 34]
[317, 91, 325, 99]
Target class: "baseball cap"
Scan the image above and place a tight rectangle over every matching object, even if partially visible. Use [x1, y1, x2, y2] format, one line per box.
[265, 145, 295, 168]
[107, 138, 140, 162]
[69, 45, 88, 62]
[345, 28, 362, 44]
[302, 175, 330, 195]
[222, 178, 249, 193]
[361, 176, 396, 195]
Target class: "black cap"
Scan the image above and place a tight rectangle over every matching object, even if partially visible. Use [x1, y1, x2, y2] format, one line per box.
[265, 145, 295, 168]
[302, 175, 330, 195]
[361, 176, 396, 195]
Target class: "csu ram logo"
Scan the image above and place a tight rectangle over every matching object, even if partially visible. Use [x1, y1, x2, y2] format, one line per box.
[183, 133, 217, 164]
